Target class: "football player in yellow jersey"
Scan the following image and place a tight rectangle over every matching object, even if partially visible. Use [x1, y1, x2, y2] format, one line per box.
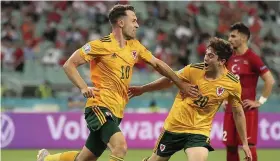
[37, 4, 194, 161]
[129, 38, 252, 161]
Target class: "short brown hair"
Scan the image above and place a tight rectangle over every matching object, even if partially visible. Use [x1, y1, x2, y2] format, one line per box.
[108, 4, 135, 24]
[207, 37, 233, 62]
[230, 22, 250, 40]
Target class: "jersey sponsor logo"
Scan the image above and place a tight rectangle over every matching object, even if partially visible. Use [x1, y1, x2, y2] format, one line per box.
[206, 137, 210, 144]
[111, 53, 117, 59]
[106, 112, 113, 117]
[234, 59, 240, 62]
[82, 44, 91, 54]
[216, 87, 225, 96]
[132, 50, 137, 59]
[160, 144, 166, 151]
[1, 114, 15, 148]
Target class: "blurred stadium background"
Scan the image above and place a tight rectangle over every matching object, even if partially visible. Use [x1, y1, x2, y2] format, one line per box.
[1, 1, 280, 161]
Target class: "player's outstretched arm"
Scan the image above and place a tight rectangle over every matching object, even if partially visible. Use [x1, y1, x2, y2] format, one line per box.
[128, 77, 173, 98]
[63, 50, 99, 98]
[128, 73, 199, 99]
[142, 76, 174, 92]
[147, 57, 191, 95]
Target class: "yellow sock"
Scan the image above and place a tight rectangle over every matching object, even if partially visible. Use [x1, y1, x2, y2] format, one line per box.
[44, 151, 79, 161]
[60, 151, 79, 161]
[44, 153, 61, 161]
[109, 155, 124, 161]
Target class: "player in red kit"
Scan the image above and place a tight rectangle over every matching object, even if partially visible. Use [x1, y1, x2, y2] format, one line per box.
[223, 22, 275, 161]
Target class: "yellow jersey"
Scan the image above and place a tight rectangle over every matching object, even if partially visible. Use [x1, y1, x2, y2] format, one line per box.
[79, 33, 153, 118]
[164, 63, 242, 137]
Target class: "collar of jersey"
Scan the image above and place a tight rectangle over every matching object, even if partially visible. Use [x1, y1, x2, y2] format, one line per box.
[233, 48, 250, 57]
[110, 33, 129, 51]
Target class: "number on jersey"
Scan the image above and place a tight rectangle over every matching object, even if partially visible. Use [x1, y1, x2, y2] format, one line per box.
[121, 66, 130, 79]
[194, 96, 209, 108]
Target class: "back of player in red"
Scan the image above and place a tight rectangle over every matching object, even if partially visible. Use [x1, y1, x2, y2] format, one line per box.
[223, 22, 275, 161]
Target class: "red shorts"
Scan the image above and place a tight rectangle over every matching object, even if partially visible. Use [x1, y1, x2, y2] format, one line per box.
[223, 110, 258, 146]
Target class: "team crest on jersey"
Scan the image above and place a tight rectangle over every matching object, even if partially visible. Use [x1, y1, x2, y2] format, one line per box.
[160, 144, 166, 151]
[216, 87, 224, 96]
[111, 53, 117, 58]
[131, 50, 137, 59]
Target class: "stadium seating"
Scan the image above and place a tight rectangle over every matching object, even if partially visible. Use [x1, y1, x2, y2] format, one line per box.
[1, 1, 279, 112]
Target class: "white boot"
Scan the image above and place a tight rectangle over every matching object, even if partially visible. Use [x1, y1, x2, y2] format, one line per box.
[37, 149, 50, 161]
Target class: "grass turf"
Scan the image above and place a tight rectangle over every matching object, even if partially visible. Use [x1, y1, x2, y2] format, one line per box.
[2, 149, 279, 161]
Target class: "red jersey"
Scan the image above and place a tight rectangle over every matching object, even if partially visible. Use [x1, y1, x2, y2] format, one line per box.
[225, 48, 269, 112]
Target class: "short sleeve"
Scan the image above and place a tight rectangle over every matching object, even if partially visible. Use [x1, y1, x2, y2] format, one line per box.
[176, 65, 191, 82]
[250, 53, 269, 75]
[228, 82, 242, 108]
[137, 42, 154, 63]
[78, 40, 107, 62]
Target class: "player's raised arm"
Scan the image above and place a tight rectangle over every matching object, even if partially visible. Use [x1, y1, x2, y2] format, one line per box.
[128, 66, 199, 99]
[148, 57, 190, 92]
[229, 84, 252, 161]
[135, 42, 194, 95]
[128, 77, 174, 98]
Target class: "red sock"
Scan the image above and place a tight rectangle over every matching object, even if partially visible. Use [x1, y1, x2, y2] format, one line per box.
[226, 146, 239, 161]
[250, 146, 257, 161]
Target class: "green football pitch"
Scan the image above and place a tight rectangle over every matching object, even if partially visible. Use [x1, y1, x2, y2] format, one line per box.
[2, 149, 279, 161]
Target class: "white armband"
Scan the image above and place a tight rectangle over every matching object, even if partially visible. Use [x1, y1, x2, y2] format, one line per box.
[258, 96, 267, 105]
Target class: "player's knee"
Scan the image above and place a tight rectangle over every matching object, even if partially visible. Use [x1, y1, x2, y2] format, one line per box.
[110, 142, 128, 157]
